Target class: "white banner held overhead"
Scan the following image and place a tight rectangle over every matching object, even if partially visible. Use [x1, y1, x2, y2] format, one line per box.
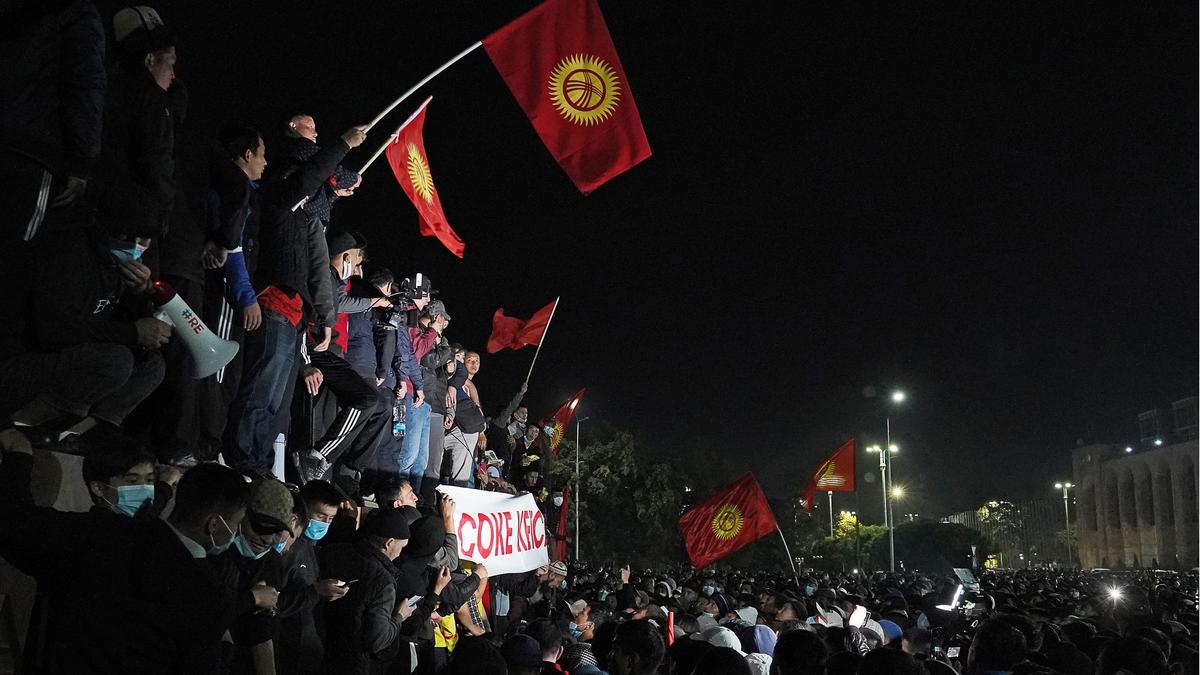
[436, 485, 549, 575]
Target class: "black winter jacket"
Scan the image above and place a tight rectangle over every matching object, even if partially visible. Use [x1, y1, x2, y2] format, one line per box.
[255, 140, 348, 322]
[318, 541, 407, 675]
[0, 0, 105, 178]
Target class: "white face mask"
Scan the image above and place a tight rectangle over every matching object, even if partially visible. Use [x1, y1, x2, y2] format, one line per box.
[553, 496, 564, 507]
[340, 256, 353, 280]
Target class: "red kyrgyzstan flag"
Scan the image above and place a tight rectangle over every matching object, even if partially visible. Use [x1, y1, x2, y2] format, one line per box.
[487, 299, 557, 353]
[678, 473, 778, 570]
[801, 438, 857, 512]
[483, 0, 651, 194]
[540, 388, 585, 456]
[384, 97, 465, 258]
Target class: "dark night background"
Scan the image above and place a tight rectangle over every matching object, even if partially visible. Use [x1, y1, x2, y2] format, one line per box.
[101, 2, 1198, 521]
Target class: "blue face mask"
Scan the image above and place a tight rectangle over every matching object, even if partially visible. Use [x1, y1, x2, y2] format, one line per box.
[559, 580, 568, 591]
[108, 483, 154, 517]
[568, 622, 583, 639]
[108, 239, 148, 263]
[273, 540, 286, 554]
[234, 533, 269, 560]
[804, 585, 816, 597]
[597, 590, 608, 602]
[208, 515, 236, 555]
[702, 585, 715, 597]
[305, 518, 330, 541]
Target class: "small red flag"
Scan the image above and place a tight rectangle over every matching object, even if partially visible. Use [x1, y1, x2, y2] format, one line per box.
[384, 97, 465, 258]
[541, 388, 585, 456]
[801, 438, 857, 512]
[483, 0, 651, 194]
[678, 473, 778, 570]
[486, 299, 557, 353]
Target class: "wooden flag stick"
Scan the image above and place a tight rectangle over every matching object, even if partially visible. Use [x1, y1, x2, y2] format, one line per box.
[523, 296, 561, 386]
[364, 41, 483, 133]
[776, 525, 800, 587]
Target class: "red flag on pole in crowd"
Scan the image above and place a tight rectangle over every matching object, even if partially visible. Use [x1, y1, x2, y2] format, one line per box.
[487, 299, 557, 353]
[678, 473, 778, 570]
[482, 0, 651, 194]
[540, 388, 585, 456]
[384, 97, 465, 258]
[801, 438, 857, 512]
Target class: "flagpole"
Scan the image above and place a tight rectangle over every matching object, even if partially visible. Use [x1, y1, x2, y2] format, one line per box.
[358, 98, 437, 175]
[776, 525, 800, 587]
[364, 41, 483, 133]
[828, 491, 834, 537]
[523, 296, 561, 385]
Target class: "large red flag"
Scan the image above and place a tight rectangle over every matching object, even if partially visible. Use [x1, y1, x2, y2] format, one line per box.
[541, 388, 585, 456]
[487, 299, 557, 353]
[801, 438, 857, 512]
[384, 97, 465, 258]
[678, 473, 778, 570]
[483, 0, 651, 194]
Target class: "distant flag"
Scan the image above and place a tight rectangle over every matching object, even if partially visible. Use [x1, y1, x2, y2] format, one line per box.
[482, 0, 651, 194]
[801, 438, 857, 512]
[487, 299, 557, 353]
[678, 473, 778, 569]
[540, 388, 586, 456]
[384, 97, 465, 258]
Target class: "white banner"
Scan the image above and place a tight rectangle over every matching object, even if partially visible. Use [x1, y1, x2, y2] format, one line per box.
[436, 486, 549, 575]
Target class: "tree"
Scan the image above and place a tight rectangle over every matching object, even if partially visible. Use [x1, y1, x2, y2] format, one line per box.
[550, 430, 684, 567]
[875, 520, 994, 574]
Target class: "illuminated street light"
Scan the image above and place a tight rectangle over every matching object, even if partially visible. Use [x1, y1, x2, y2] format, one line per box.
[1125, 447, 1133, 453]
[1153, 439, 1163, 446]
[888, 444, 899, 454]
[892, 485, 905, 499]
[1055, 482, 1075, 566]
[892, 391, 906, 403]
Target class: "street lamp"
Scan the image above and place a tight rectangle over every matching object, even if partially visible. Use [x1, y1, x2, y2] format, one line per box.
[1054, 481, 1074, 566]
[827, 491, 835, 537]
[574, 416, 590, 560]
[885, 390, 905, 571]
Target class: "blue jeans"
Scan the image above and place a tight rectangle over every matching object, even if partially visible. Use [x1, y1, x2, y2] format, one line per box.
[224, 309, 302, 473]
[397, 396, 430, 492]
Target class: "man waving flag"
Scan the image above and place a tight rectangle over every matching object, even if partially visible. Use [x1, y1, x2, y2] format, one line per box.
[678, 473, 777, 569]
[384, 97, 465, 257]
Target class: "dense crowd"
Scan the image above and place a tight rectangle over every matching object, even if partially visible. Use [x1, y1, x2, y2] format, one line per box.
[2, 3, 1199, 675]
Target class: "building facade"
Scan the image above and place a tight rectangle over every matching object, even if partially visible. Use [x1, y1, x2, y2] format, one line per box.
[1072, 439, 1198, 569]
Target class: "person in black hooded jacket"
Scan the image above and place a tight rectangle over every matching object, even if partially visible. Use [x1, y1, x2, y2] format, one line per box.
[320, 507, 453, 675]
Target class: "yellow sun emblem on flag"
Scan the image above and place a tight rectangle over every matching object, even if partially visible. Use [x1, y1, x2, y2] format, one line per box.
[405, 143, 435, 204]
[548, 53, 622, 126]
[711, 504, 744, 541]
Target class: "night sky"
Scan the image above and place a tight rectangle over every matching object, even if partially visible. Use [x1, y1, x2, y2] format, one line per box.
[109, 2, 1197, 521]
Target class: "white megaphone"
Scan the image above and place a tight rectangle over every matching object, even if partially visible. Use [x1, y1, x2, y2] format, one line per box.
[152, 281, 239, 379]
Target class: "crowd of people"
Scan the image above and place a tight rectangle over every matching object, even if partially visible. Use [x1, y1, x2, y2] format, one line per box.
[2, 3, 1199, 674]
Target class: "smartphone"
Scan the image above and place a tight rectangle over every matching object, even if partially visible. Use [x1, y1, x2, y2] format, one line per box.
[947, 647, 961, 658]
[849, 604, 869, 628]
[408, 595, 423, 607]
[340, 579, 359, 587]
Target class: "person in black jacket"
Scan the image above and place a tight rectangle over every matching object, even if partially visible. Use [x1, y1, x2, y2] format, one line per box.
[0, 0, 106, 244]
[320, 507, 453, 675]
[0, 429, 244, 672]
[0, 217, 170, 450]
[278, 480, 351, 675]
[222, 122, 366, 479]
[417, 301, 456, 504]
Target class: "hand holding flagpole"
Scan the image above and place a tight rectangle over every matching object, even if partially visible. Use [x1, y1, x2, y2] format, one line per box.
[523, 296, 561, 386]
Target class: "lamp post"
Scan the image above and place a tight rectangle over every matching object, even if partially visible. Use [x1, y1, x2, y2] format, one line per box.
[885, 390, 904, 572]
[574, 416, 589, 561]
[828, 491, 835, 537]
[1054, 481, 1074, 567]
